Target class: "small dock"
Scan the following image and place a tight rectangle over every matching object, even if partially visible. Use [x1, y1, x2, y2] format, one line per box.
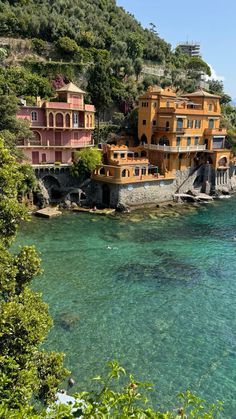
[35, 207, 62, 218]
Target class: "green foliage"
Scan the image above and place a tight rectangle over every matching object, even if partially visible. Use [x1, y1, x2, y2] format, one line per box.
[72, 148, 102, 177]
[0, 139, 27, 245]
[31, 38, 47, 55]
[0, 139, 69, 412]
[45, 361, 223, 418]
[57, 36, 80, 55]
[186, 57, 211, 77]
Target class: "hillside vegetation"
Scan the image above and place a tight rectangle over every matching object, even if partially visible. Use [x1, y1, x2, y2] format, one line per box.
[0, 0, 234, 143]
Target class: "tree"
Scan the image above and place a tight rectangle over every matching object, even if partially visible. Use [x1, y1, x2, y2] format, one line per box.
[0, 139, 68, 413]
[87, 58, 112, 142]
[71, 147, 102, 177]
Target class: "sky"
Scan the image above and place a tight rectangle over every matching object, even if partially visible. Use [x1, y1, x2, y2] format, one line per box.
[117, 0, 236, 98]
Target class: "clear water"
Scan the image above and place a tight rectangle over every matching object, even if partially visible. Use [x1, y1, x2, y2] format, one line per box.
[15, 198, 236, 417]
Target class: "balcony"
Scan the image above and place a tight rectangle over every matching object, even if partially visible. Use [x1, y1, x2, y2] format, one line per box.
[144, 144, 206, 153]
[204, 128, 227, 136]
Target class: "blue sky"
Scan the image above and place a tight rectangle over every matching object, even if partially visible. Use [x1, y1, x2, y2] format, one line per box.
[117, 0, 236, 98]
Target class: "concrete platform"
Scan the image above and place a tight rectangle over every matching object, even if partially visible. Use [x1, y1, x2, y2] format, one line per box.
[35, 207, 62, 218]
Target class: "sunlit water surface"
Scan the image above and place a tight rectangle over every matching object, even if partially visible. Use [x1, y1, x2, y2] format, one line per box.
[15, 198, 236, 417]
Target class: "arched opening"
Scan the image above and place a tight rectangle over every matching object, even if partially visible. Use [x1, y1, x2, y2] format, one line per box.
[99, 167, 105, 175]
[122, 169, 129, 177]
[159, 136, 169, 146]
[42, 175, 61, 201]
[49, 113, 54, 127]
[134, 167, 139, 176]
[204, 138, 209, 149]
[141, 150, 147, 157]
[141, 167, 147, 175]
[140, 134, 147, 145]
[102, 184, 110, 206]
[134, 152, 139, 157]
[56, 113, 63, 127]
[65, 114, 70, 128]
[31, 131, 41, 145]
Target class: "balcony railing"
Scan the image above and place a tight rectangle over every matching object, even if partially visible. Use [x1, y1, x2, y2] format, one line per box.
[144, 144, 206, 152]
[204, 128, 227, 136]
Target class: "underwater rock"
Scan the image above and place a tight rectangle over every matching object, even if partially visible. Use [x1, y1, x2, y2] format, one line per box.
[57, 312, 80, 331]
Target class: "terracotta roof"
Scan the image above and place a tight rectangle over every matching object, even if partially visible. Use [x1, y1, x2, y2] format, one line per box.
[183, 89, 221, 99]
[56, 82, 86, 94]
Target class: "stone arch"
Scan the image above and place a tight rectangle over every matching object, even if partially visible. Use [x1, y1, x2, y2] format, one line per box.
[32, 131, 41, 145]
[56, 113, 63, 127]
[42, 175, 61, 201]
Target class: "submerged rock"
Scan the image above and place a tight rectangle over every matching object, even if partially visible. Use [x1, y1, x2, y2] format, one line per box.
[57, 312, 80, 331]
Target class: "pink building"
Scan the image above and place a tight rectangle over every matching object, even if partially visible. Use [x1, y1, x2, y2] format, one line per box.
[17, 82, 95, 165]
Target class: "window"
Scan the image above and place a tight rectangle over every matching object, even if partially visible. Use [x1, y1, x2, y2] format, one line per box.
[31, 111, 37, 121]
[153, 120, 156, 126]
[114, 153, 118, 159]
[208, 103, 213, 111]
[187, 119, 193, 129]
[195, 120, 201, 129]
[141, 167, 146, 175]
[195, 137, 199, 145]
[208, 119, 214, 129]
[176, 137, 181, 146]
[154, 102, 157, 108]
[73, 112, 79, 127]
[166, 101, 170, 107]
[187, 137, 191, 146]
[120, 153, 125, 158]
[143, 120, 146, 125]
[134, 167, 139, 176]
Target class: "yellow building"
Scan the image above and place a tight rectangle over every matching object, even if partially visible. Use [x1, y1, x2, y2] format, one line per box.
[138, 86, 231, 177]
[92, 144, 172, 184]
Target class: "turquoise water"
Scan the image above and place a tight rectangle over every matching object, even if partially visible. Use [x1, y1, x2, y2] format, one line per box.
[15, 199, 236, 417]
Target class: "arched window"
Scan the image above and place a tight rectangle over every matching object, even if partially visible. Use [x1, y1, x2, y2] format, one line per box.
[31, 111, 38, 121]
[134, 167, 139, 176]
[49, 113, 54, 127]
[134, 152, 139, 157]
[187, 137, 191, 146]
[65, 114, 70, 128]
[141, 167, 146, 175]
[56, 113, 63, 127]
